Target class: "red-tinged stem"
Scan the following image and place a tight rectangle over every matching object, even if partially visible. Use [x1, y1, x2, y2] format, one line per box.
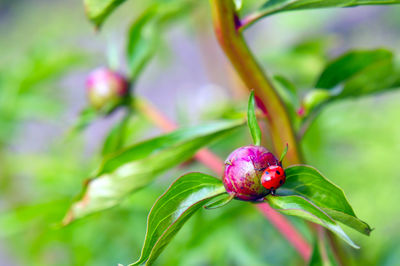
[257, 203, 311, 260]
[209, 0, 302, 166]
[134, 98, 224, 175]
[134, 98, 311, 260]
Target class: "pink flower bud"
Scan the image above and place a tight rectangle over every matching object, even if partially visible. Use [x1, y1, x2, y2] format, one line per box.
[223, 145, 279, 201]
[86, 67, 129, 111]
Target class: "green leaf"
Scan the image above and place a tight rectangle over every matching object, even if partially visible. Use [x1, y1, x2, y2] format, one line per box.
[101, 111, 132, 156]
[247, 91, 262, 146]
[66, 107, 98, 140]
[266, 195, 359, 248]
[300, 49, 400, 136]
[279, 143, 288, 163]
[273, 75, 301, 129]
[309, 239, 324, 266]
[83, 0, 126, 27]
[280, 165, 372, 235]
[204, 193, 234, 210]
[273, 75, 300, 110]
[130, 172, 226, 266]
[316, 49, 393, 89]
[308, 231, 339, 266]
[63, 120, 243, 224]
[127, 2, 190, 80]
[258, 0, 400, 18]
[304, 49, 398, 112]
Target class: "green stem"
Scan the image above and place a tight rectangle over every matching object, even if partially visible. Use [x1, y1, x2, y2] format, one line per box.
[209, 0, 302, 165]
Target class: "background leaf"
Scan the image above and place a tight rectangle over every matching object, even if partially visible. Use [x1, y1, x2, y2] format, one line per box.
[127, 2, 191, 80]
[64, 120, 243, 223]
[300, 49, 400, 135]
[308, 237, 338, 266]
[247, 91, 262, 146]
[258, 0, 400, 18]
[66, 107, 98, 140]
[83, 0, 126, 27]
[266, 195, 358, 248]
[316, 49, 393, 89]
[280, 165, 371, 235]
[130, 172, 226, 266]
[101, 110, 132, 156]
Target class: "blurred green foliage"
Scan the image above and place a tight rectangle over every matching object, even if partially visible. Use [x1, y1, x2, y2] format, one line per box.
[1, 0, 400, 265]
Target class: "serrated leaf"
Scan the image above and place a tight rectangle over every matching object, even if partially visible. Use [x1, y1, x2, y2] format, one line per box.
[266, 195, 359, 248]
[247, 91, 262, 146]
[258, 0, 400, 18]
[130, 172, 226, 266]
[280, 165, 371, 235]
[63, 120, 243, 224]
[84, 0, 126, 27]
[127, 2, 190, 80]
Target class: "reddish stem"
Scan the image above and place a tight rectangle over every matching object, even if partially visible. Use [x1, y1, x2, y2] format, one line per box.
[135, 99, 225, 175]
[257, 204, 311, 260]
[135, 98, 311, 260]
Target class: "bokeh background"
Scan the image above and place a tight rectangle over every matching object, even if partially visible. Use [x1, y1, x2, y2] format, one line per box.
[1, 0, 400, 265]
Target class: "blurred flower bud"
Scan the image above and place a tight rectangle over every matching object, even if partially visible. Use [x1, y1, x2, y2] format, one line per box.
[86, 67, 129, 112]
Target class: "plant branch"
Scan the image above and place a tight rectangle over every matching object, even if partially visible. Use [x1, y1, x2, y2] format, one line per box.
[209, 0, 302, 165]
[134, 97, 311, 260]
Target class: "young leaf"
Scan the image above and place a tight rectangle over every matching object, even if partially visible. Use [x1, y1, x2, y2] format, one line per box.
[247, 91, 262, 146]
[258, 1, 400, 19]
[127, 2, 191, 80]
[280, 165, 372, 235]
[63, 120, 243, 224]
[279, 143, 288, 163]
[84, 0, 126, 27]
[130, 172, 226, 266]
[266, 195, 359, 249]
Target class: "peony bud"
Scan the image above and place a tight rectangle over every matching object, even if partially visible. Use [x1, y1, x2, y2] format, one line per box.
[86, 67, 129, 112]
[223, 145, 279, 201]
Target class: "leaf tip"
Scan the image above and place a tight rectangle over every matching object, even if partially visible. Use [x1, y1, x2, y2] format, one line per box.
[61, 210, 74, 226]
[279, 143, 289, 163]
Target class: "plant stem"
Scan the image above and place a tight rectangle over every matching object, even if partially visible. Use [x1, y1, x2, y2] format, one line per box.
[257, 203, 311, 260]
[134, 97, 311, 260]
[209, 0, 302, 165]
